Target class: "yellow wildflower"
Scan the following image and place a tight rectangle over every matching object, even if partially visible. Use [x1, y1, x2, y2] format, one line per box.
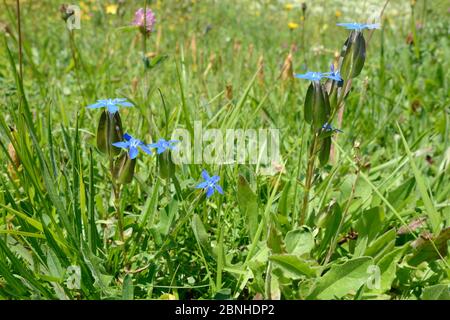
[335, 10, 342, 18]
[284, 3, 294, 11]
[288, 22, 299, 30]
[106, 4, 118, 15]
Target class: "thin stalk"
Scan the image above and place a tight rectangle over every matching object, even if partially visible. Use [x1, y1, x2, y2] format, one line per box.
[68, 29, 88, 106]
[300, 131, 319, 225]
[110, 158, 124, 242]
[16, 0, 23, 80]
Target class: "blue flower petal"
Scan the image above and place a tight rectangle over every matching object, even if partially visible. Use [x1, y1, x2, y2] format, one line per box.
[201, 170, 210, 180]
[118, 101, 133, 107]
[107, 105, 119, 114]
[123, 133, 133, 141]
[215, 184, 224, 194]
[365, 23, 381, 30]
[337, 22, 380, 30]
[196, 181, 208, 189]
[129, 146, 139, 159]
[206, 186, 214, 198]
[295, 71, 323, 81]
[112, 141, 130, 149]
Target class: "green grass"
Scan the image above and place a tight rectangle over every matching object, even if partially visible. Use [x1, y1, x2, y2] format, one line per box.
[0, 0, 449, 300]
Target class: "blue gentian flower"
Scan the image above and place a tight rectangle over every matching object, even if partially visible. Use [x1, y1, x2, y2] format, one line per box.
[148, 138, 179, 154]
[87, 98, 133, 114]
[336, 22, 381, 31]
[294, 71, 324, 82]
[195, 170, 224, 198]
[324, 64, 343, 82]
[112, 133, 152, 159]
[322, 122, 343, 133]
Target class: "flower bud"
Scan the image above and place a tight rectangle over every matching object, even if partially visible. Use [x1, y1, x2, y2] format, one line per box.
[340, 31, 366, 80]
[157, 151, 175, 180]
[114, 153, 136, 184]
[96, 110, 124, 157]
[304, 82, 331, 130]
[319, 136, 331, 166]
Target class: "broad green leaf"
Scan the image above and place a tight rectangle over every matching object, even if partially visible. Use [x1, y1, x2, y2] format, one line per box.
[408, 227, 450, 266]
[371, 246, 407, 293]
[269, 254, 316, 278]
[421, 284, 450, 300]
[356, 207, 384, 245]
[285, 228, 314, 256]
[364, 229, 396, 261]
[307, 256, 374, 300]
[267, 220, 286, 254]
[387, 177, 415, 212]
[191, 214, 210, 252]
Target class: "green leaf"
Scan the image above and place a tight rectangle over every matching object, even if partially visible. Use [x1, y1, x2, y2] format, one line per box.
[397, 123, 441, 235]
[285, 228, 314, 256]
[122, 274, 134, 300]
[307, 256, 374, 300]
[387, 177, 415, 212]
[237, 175, 259, 239]
[356, 207, 384, 245]
[269, 254, 316, 278]
[318, 203, 342, 255]
[156, 200, 178, 236]
[421, 284, 450, 300]
[303, 83, 313, 124]
[191, 214, 210, 252]
[408, 227, 450, 266]
[267, 220, 286, 254]
[373, 246, 407, 293]
[364, 229, 396, 261]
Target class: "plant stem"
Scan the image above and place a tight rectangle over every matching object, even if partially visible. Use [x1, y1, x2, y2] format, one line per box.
[68, 30, 88, 106]
[16, 0, 23, 80]
[300, 131, 319, 225]
[110, 158, 124, 242]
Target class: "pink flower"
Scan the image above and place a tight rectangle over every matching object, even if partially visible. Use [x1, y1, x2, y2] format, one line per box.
[132, 8, 156, 34]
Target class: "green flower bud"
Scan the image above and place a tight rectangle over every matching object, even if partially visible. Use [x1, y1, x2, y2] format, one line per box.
[304, 82, 331, 130]
[340, 31, 366, 80]
[114, 153, 136, 185]
[157, 151, 175, 180]
[96, 110, 123, 157]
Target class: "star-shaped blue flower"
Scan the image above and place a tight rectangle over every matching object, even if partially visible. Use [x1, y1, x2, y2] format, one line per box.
[112, 133, 152, 159]
[195, 170, 224, 198]
[148, 138, 179, 154]
[294, 71, 324, 82]
[87, 98, 133, 114]
[322, 122, 343, 133]
[336, 22, 381, 31]
[323, 64, 343, 82]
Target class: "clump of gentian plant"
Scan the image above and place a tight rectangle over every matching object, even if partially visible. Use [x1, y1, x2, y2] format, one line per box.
[296, 22, 380, 225]
[87, 99, 152, 241]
